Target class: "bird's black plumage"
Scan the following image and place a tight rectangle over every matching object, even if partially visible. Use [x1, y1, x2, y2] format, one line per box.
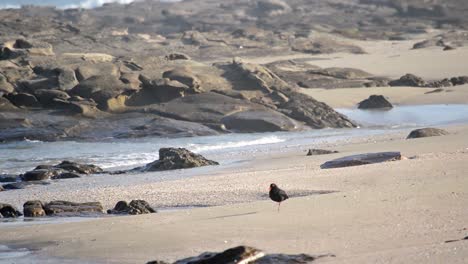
[269, 183, 289, 203]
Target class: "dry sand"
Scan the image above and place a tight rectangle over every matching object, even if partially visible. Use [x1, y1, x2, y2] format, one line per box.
[1, 125, 467, 263]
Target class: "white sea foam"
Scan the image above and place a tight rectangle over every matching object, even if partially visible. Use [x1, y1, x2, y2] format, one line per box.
[187, 135, 286, 153]
[0, 0, 182, 9]
[63, 0, 136, 9]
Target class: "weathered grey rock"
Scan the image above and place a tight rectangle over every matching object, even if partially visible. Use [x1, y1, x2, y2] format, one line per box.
[43, 201, 104, 216]
[307, 149, 338, 156]
[0, 39, 54, 59]
[358, 95, 393, 109]
[4, 93, 40, 107]
[141, 148, 218, 171]
[162, 68, 201, 90]
[428, 79, 453, 88]
[34, 89, 70, 106]
[2, 181, 50, 190]
[54, 160, 103, 174]
[221, 110, 298, 132]
[23, 200, 46, 217]
[407, 128, 449, 139]
[321, 152, 402, 169]
[0, 73, 14, 95]
[75, 63, 119, 81]
[165, 53, 190, 60]
[389, 74, 426, 87]
[21, 169, 59, 181]
[107, 200, 157, 215]
[128, 77, 190, 105]
[0, 203, 22, 218]
[51, 172, 81, 179]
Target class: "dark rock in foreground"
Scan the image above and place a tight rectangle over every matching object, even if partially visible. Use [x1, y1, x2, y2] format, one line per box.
[107, 200, 157, 215]
[150, 245, 335, 264]
[321, 152, 402, 169]
[139, 148, 219, 172]
[23, 200, 46, 217]
[307, 149, 339, 156]
[21, 169, 59, 181]
[43, 201, 104, 216]
[407, 128, 449, 139]
[2, 181, 50, 190]
[358, 95, 393, 109]
[0, 174, 17, 182]
[0, 203, 22, 218]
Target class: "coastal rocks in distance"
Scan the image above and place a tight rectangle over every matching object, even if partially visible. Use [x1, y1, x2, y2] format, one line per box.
[43, 201, 104, 216]
[154, 245, 335, 264]
[0, 203, 22, 218]
[307, 149, 339, 156]
[23, 200, 46, 217]
[389, 74, 426, 87]
[320, 152, 402, 169]
[107, 200, 157, 215]
[357, 95, 393, 109]
[53, 160, 103, 174]
[140, 148, 219, 171]
[407, 128, 449, 139]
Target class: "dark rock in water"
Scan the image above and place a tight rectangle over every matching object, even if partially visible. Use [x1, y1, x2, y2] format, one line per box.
[0, 203, 22, 218]
[51, 172, 81, 180]
[141, 148, 219, 171]
[2, 181, 50, 190]
[450, 76, 468, 86]
[407, 128, 449, 139]
[321, 152, 402, 169]
[54, 160, 103, 174]
[307, 149, 338, 156]
[43, 201, 104, 216]
[23, 200, 46, 217]
[389, 74, 426, 87]
[358, 95, 393, 109]
[166, 245, 335, 264]
[4, 93, 40, 107]
[165, 53, 190, 60]
[221, 110, 298, 132]
[0, 174, 18, 182]
[107, 200, 157, 215]
[21, 169, 59, 181]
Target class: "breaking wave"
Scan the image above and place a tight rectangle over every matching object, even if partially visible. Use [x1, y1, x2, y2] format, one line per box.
[187, 135, 286, 153]
[0, 0, 181, 9]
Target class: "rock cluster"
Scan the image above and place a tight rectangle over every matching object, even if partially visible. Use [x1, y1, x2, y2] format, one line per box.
[141, 148, 219, 172]
[107, 200, 157, 215]
[389, 74, 468, 88]
[358, 95, 393, 109]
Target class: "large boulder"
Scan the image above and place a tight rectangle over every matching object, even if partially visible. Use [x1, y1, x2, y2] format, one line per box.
[53, 160, 103, 174]
[321, 152, 402, 169]
[21, 169, 59, 181]
[23, 200, 46, 217]
[128, 77, 190, 105]
[107, 200, 157, 215]
[221, 110, 298, 132]
[0, 39, 54, 60]
[34, 89, 70, 106]
[407, 128, 449, 139]
[43, 201, 104, 216]
[141, 148, 219, 171]
[32, 66, 79, 91]
[70, 75, 127, 109]
[75, 63, 119, 81]
[358, 95, 393, 109]
[0, 203, 22, 218]
[389, 74, 426, 87]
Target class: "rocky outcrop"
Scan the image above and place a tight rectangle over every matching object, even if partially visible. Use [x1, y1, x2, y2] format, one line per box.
[128, 77, 193, 105]
[307, 149, 339, 156]
[23, 200, 46, 217]
[0, 203, 22, 218]
[107, 200, 157, 215]
[53, 160, 103, 174]
[139, 148, 218, 171]
[43, 201, 104, 216]
[21, 169, 59, 181]
[407, 128, 449, 139]
[358, 95, 393, 109]
[162, 68, 201, 91]
[0, 39, 54, 60]
[450, 76, 468, 86]
[4, 93, 40, 108]
[292, 37, 365, 55]
[155, 245, 335, 264]
[321, 152, 402, 169]
[51, 172, 81, 179]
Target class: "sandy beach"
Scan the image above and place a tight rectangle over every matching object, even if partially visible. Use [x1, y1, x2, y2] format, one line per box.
[1, 122, 468, 263]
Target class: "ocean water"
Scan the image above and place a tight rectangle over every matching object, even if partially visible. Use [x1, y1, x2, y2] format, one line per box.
[0, 0, 178, 9]
[1, 104, 468, 175]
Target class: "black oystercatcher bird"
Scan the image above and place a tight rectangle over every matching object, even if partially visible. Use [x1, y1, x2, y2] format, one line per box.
[269, 183, 289, 212]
